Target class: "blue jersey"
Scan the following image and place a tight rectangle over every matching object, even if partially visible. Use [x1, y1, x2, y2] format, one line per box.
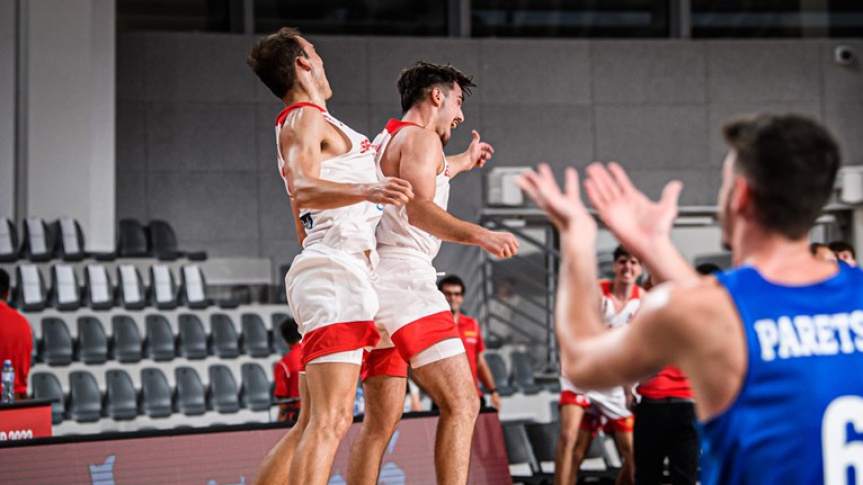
[702, 263, 863, 484]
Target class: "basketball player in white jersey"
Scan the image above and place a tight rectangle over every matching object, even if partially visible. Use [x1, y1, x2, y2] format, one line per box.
[246, 28, 414, 485]
[556, 245, 642, 485]
[346, 62, 519, 485]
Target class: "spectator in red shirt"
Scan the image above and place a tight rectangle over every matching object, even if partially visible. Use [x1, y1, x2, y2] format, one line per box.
[438, 275, 501, 409]
[0, 269, 33, 399]
[273, 317, 304, 422]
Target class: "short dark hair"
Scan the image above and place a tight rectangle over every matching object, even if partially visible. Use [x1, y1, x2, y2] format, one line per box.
[247, 27, 307, 99]
[0, 269, 9, 299]
[695, 262, 722, 275]
[397, 62, 476, 113]
[437, 275, 465, 294]
[280, 317, 301, 346]
[723, 114, 840, 240]
[828, 241, 856, 258]
[612, 245, 634, 262]
[810, 242, 828, 256]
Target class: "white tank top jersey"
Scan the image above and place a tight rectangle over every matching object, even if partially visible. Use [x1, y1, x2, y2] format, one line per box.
[275, 103, 382, 255]
[372, 119, 451, 260]
[598, 280, 643, 328]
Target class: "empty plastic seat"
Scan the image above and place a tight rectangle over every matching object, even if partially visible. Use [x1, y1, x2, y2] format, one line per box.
[50, 264, 82, 311]
[54, 217, 85, 262]
[178, 314, 208, 359]
[209, 365, 240, 414]
[502, 422, 541, 479]
[117, 265, 146, 310]
[22, 217, 55, 262]
[0, 217, 19, 262]
[77, 316, 108, 364]
[525, 422, 559, 471]
[31, 372, 65, 424]
[175, 367, 206, 415]
[149, 220, 206, 261]
[68, 371, 102, 422]
[111, 315, 143, 363]
[117, 219, 149, 258]
[84, 265, 114, 310]
[16, 264, 48, 312]
[240, 362, 271, 411]
[105, 369, 138, 420]
[240, 313, 271, 358]
[484, 352, 516, 396]
[271, 312, 291, 355]
[181, 265, 210, 309]
[41, 317, 73, 366]
[150, 265, 179, 310]
[141, 368, 172, 418]
[211, 313, 239, 359]
[511, 351, 542, 395]
[144, 314, 175, 361]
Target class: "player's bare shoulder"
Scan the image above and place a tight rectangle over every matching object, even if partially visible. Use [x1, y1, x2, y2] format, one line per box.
[279, 105, 327, 148]
[638, 275, 737, 344]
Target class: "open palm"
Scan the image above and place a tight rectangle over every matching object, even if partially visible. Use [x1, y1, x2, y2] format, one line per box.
[516, 164, 596, 240]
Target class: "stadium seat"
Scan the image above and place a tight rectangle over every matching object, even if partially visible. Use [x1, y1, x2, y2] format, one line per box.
[240, 313, 271, 358]
[240, 363, 270, 411]
[511, 351, 543, 395]
[525, 422, 559, 474]
[41, 317, 73, 366]
[105, 369, 138, 420]
[502, 422, 542, 482]
[0, 217, 19, 262]
[144, 314, 175, 361]
[22, 217, 55, 262]
[177, 314, 208, 360]
[77, 316, 108, 364]
[50, 264, 82, 311]
[111, 315, 143, 363]
[54, 217, 85, 262]
[117, 265, 146, 310]
[484, 352, 516, 396]
[68, 371, 102, 422]
[117, 219, 149, 258]
[84, 265, 114, 310]
[16, 264, 48, 312]
[175, 367, 206, 416]
[208, 365, 240, 414]
[271, 312, 290, 355]
[141, 368, 172, 418]
[148, 219, 206, 261]
[31, 372, 65, 424]
[211, 313, 240, 359]
[549, 400, 560, 423]
[181, 265, 210, 309]
[150, 265, 179, 310]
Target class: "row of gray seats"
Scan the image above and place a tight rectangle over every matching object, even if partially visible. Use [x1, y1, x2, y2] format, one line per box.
[31, 364, 272, 424]
[486, 351, 560, 396]
[12, 262, 225, 312]
[35, 312, 291, 366]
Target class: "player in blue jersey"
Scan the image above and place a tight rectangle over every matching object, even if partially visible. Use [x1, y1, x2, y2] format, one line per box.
[517, 113, 863, 484]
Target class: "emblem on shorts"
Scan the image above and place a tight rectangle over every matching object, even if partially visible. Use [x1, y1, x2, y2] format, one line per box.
[376, 204, 384, 211]
[300, 213, 314, 230]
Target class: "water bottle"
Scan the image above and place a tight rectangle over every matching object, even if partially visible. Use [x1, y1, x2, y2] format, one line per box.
[1, 360, 14, 404]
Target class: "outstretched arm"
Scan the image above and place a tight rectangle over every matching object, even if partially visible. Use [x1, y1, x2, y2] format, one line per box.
[446, 130, 494, 178]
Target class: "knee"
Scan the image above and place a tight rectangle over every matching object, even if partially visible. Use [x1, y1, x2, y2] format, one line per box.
[439, 389, 480, 420]
[557, 428, 579, 450]
[310, 408, 354, 440]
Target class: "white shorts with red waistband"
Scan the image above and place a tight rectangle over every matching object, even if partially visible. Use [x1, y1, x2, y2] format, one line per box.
[560, 376, 632, 421]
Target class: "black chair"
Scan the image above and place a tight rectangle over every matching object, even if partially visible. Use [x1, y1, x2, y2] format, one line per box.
[53, 217, 86, 262]
[150, 265, 179, 310]
[0, 217, 19, 262]
[148, 219, 206, 261]
[511, 351, 543, 395]
[240, 313, 271, 358]
[15, 264, 48, 312]
[31, 372, 65, 424]
[502, 422, 543, 483]
[208, 365, 240, 414]
[41, 317, 73, 366]
[525, 422, 559, 475]
[180, 265, 210, 309]
[105, 369, 138, 420]
[175, 367, 206, 415]
[50, 264, 82, 311]
[485, 352, 516, 396]
[117, 219, 149, 258]
[84, 265, 114, 310]
[211, 313, 239, 359]
[271, 312, 291, 355]
[111, 315, 142, 363]
[144, 314, 175, 361]
[240, 362, 271, 411]
[177, 314, 208, 360]
[117, 265, 147, 310]
[68, 371, 102, 422]
[22, 217, 55, 262]
[141, 368, 172, 418]
[77, 316, 108, 364]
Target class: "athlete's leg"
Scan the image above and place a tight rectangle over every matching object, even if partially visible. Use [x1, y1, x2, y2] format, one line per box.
[288, 361, 360, 485]
[410, 344, 480, 485]
[613, 430, 635, 485]
[571, 427, 594, 482]
[346, 375, 406, 484]
[252, 373, 310, 485]
[554, 404, 585, 485]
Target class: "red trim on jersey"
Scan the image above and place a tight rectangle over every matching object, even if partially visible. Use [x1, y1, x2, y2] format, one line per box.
[384, 118, 421, 136]
[599, 279, 643, 299]
[560, 390, 591, 409]
[300, 321, 381, 366]
[390, 310, 460, 362]
[361, 347, 408, 380]
[275, 102, 326, 127]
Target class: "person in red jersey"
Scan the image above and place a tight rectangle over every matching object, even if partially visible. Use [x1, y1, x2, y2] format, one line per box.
[0, 269, 32, 399]
[273, 317, 304, 421]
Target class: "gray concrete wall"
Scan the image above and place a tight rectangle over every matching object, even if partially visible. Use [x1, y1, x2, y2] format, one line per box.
[115, 33, 863, 287]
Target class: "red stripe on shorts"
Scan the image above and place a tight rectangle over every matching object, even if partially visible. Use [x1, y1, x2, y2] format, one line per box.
[301, 321, 380, 366]
[390, 310, 460, 362]
[361, 347, 408, 381]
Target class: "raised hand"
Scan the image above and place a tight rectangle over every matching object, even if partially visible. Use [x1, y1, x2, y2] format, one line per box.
[365, 177, 414, 207]
[467, 130, 494, 169]
[583, 162, 681, 255]
[516, 164, 596, 242]
[479, 230, 519, 259]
